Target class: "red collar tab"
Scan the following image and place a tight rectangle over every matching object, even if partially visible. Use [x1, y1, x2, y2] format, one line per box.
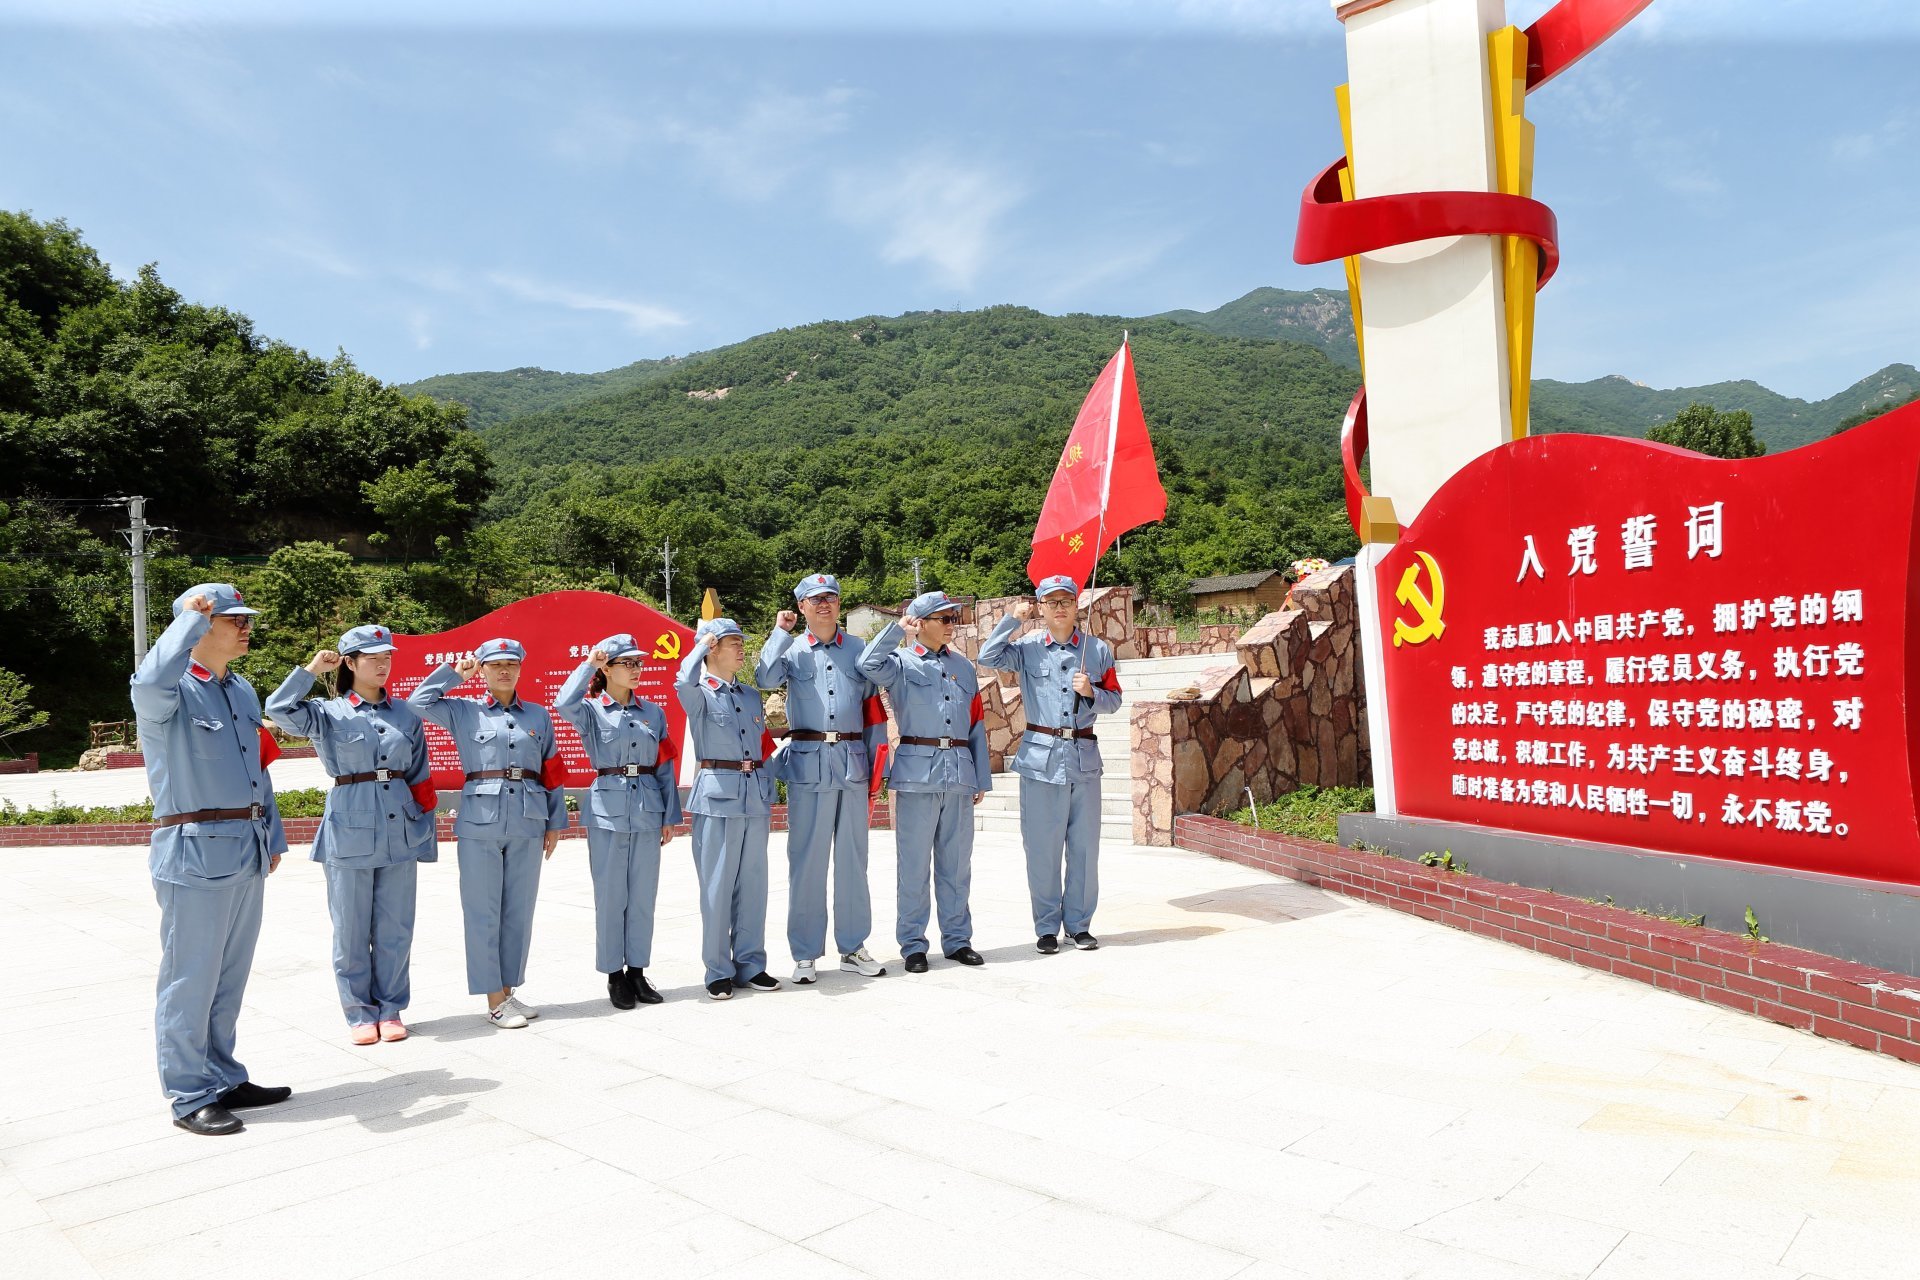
[910, 643, 928, 657]
[1045, 630, 1081, 648]
[805, 629, 844, 649]
[188, 661, 214, 682]
[485, 695, 519, 710]
[346, 690, 363, 706]
[702, 674, 724, 690]
[596, 692, 614, 705]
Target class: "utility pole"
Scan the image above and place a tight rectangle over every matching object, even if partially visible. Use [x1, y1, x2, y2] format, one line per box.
[121, 496, 152, 666]
[659, 536, 676, 613]
[909, 556, 924, 595]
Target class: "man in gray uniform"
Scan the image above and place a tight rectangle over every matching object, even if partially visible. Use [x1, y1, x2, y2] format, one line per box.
[977, 574, 1123, 952]
[756, 573, 889, 984]
[857, 590, 990, 972]
[131, 584, 292, 1135]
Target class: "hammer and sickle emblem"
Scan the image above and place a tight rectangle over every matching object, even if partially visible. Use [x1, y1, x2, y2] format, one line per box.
[652, 632, 683, 660]
[1392, 552, 1446, 648]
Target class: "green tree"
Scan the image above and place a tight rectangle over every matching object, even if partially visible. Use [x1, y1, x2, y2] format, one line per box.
[0, 666, 50, 757]
[363, 462, 465, 562]
[252, 541, 360, 648]
[1645, 402, 1766, 459]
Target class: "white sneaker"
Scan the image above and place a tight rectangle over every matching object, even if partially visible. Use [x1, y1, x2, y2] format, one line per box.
[792, 960, 817, 985]
[488, 1004, 528, 1029]
[840, 947, 886, 977]
[504, 995, 540, 1020]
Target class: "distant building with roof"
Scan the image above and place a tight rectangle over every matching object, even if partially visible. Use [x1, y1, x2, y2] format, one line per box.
[1187, 569, 1288, 614]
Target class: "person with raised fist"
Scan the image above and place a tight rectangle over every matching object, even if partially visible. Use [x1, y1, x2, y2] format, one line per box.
[130, 583, 292, 1137]
[555, 633, 682, 1009]
[266, 624, 437, 1044]
[755, 574, 889, 985]
[409, 639, 567, 1029]
[856, 590, 991, 974]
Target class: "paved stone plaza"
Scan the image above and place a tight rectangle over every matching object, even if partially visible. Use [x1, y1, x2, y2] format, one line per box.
[5, 825, 1920, 1279]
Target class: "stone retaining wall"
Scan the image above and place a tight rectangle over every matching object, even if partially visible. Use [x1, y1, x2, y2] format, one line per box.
[1178, 813, 1920, 1065]
[1132, 565, 1369, 845]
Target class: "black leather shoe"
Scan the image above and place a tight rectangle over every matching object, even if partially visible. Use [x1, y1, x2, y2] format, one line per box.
[219, 1081, 291, 1109]
[174, 1103, 243, 1136]
[608, 969, 637, 1010]
[735, 972, 780, 992]
[1071, 931, 1100, 951]
[904, 952, 929, 973]
[945, 946, 985, 967]
[628, 967, 663, 1004]
[1036, 935, 1059, 955]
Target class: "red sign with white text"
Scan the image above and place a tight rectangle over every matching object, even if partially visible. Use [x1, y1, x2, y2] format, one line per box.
[382, 591, 695, 792]
[1377, 405, 1920, 886]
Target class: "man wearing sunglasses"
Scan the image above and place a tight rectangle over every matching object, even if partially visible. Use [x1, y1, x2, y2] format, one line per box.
[857, 590, 991, 973]
[130, 583, 292, 1136]
[756, 574, 890, 984]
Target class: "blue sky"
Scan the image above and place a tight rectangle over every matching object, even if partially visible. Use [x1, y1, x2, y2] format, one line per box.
[0, 1, 1914, 401]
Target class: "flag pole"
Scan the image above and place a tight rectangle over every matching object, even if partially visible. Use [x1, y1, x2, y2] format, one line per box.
[1079, 331, 1127, 694]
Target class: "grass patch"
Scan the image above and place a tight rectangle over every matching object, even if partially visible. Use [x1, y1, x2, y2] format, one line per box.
[1, 787, 331, 826]
[1224, 785, 1375, 844]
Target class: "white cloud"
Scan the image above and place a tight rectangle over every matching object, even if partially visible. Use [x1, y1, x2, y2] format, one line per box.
[833, 155, 1024, 290]
[1036, 229, 1188, 305]
[485, 272, 688, 334]
[552, 85, 858, 201]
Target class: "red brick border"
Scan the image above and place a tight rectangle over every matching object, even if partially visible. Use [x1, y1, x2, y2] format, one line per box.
[1176, 813, 1920, 1064]
[0, 803, 895, 849]
[101, 747, 319, 769]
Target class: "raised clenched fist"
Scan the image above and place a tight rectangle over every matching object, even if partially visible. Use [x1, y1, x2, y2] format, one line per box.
[186, 594, 213, 617]
[590, 647, 610, 669]
[901, 616, 922, 639]
[454, 655, 482, 679]
[307, 650, 344, 675]
[775, 610, 798, 632]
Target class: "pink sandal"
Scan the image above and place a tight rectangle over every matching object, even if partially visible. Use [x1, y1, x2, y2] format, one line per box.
[378, 1019, 408, 1042]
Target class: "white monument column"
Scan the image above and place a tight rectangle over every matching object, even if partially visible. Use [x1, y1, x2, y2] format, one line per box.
[1337, 0, 1514, 524]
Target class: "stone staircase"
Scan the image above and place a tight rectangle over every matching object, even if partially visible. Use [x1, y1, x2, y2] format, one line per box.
[974, 652, 1235, 842]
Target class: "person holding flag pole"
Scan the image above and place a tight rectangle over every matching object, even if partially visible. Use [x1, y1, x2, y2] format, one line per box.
[978, 575, 1123, 951]
[1004, 333, 1167, 945]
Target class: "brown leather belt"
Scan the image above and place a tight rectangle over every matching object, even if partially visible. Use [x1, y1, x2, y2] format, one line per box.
[596, 763, 652, 777]
[1025, 725, 1097, 740]
[154, 805, 265, 828]
[787, 730, 860, 743]
[699, 758, 761, 773]
[334, 769, 399, 785]
[899, 735, 967, 749]
[466, 767, 532, 782]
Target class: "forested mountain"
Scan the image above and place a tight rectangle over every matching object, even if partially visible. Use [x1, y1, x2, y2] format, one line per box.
[472, 306, 1363, 622]
[1154, 287, 1359, 365]
[1154, 288, 1916, 451]
[399, 358, 689, 430]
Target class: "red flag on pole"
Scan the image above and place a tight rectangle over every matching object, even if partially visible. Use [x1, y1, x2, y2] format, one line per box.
[1026, 337, 1167, 585]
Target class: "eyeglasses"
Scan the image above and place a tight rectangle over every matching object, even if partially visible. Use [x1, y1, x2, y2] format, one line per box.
[607, 658, 642, 670]
[928, 612, 961, 626]
[220, 615, 255, 630]
[804, 595, 841, 606]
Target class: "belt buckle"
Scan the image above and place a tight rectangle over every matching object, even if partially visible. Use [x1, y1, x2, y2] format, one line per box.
[373, 768, 393, 782]
[247, 803, 263, 820]
[741, 759, 756, 774]
[938, 737, 956, 749]
[506, 765, 524, 781]
[623, 763, 641, 777]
